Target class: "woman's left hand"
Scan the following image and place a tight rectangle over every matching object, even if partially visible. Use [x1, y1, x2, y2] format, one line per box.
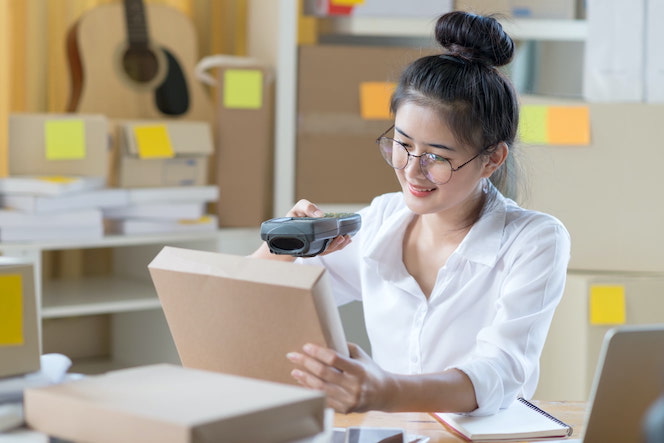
[286, 342, 394, 413]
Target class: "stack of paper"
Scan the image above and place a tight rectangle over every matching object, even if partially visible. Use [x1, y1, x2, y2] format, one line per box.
[0, 175, 113, 242]
[104, 185, 219, 235]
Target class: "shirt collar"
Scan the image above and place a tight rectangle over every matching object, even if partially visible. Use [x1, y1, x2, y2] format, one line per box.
[365, 186, 508, 271]
[454, 186, 507, 267]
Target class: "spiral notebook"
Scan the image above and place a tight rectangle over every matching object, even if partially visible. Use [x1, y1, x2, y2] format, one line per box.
[432, 397, 573, 442]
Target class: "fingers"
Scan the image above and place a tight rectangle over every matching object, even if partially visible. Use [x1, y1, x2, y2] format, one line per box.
[321, 235, 352, 255]
[287, 343, 361, 380]
[287, 199, 324, 218]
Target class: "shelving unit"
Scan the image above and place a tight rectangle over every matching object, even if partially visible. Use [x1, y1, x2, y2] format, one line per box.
[0, 228, 262, 373]
[274, 0, 587, 215]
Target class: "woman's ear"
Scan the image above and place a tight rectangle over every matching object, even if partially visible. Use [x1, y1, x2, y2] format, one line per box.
[481, 142, 509, 178]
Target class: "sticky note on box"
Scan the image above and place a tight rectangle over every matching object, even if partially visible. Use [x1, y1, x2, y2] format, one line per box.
[589, 285, 626, 325]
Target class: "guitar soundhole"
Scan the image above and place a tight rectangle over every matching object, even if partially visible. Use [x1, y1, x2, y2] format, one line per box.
[122, 47, 159, 83]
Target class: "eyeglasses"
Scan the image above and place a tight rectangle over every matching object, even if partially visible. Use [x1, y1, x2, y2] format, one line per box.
[376, 125, 485, 185]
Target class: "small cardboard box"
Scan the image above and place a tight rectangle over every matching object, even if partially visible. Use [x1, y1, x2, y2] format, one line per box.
[25, 364, 326, 443]
[0, 258, 40, 378]
[111, 120, 213, 188]
[212, 61, 274, 227]
[8, 113, 109, 179]
[148, 246, 348, 385]
[297, 45, 435, 204]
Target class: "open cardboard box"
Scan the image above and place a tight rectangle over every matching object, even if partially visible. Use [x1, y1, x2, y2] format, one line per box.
[25, 364, 326, 443]
[148, 246, 348, 386]
[0, 258, 40, 378]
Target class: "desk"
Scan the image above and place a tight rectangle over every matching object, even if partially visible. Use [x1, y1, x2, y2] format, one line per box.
[334, 401, 586, 443]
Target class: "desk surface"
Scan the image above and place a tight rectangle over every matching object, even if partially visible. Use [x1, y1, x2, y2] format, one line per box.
[334, 401, 586, 443]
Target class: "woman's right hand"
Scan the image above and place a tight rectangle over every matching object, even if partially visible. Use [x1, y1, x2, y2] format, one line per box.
[250, 199, 353, 259]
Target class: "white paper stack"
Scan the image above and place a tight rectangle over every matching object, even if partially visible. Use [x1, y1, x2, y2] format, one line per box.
[104, 185, 219, 235]
[0, 175, 112, 242]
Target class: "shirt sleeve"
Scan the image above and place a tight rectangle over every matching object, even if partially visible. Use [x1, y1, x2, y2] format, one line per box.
[453, 218, 571, 416]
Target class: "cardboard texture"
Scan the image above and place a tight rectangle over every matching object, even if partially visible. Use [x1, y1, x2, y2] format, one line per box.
[520, 95, 664, 272]
[0, 258, 40, 378]
[8, 113, 109, 179]
[213, 63, 275, 227]
[148, 246, 348, 385]
[110, 119, 213, 188]
[297, 45, 436, 204]
[24, 364, 326, 443]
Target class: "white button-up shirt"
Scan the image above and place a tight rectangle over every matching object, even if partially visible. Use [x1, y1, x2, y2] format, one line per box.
[301, 188, 571, 415]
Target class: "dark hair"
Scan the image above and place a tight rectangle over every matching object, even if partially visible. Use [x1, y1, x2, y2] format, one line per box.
[390, 11, 520, 200]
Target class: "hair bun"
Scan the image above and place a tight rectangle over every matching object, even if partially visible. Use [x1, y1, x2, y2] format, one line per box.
[434, 11, 514, 67]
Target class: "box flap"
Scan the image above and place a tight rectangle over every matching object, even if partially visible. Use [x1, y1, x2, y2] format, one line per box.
[121, 120, 213, 157]
[148, 246, 325, 289]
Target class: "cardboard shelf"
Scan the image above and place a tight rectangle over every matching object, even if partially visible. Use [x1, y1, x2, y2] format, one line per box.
[41, 276, 160, 319]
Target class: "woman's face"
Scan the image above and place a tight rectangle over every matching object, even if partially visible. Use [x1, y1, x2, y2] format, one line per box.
[392, 102, 492, 217]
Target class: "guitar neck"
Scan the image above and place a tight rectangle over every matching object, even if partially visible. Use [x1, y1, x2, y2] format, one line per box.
[123, 0, 150, 47]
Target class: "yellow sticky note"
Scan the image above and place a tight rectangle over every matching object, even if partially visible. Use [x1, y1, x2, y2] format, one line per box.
[133, 125, 174, 159]
[589, 285, 626, 325]
[548, 106, 591, 145]
[519, 105, 548, 144]
[44, 119, 86, 160]
[0, 275, 23, 346]
[359, 82, 396, 120]
[331, 0, 365, 5]
[223, 69, 263, 109]
[37, 176, 77, 184]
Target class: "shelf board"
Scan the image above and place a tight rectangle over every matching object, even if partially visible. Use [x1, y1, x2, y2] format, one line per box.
[0, 230, 223, 252]
[325, 17, 587, 42]
[42, 276, 160, 318]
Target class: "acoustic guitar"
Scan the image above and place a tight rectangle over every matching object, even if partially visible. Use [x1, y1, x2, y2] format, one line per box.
[66, 0, 213, 123]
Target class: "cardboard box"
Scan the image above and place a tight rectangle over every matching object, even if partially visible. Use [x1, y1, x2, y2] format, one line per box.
[212, 61, 274, 227]
[520, 95, 664, 272]
[297, 45, 436, 204]
[0, 258, 40, 378]
[25, 364, 326, 443]
[8, 113, 109, 179]
[111, 120, 213, 188]
[148, 246, 348, 385]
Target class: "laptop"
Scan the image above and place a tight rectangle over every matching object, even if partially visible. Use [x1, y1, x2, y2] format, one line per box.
[556, 324, 664, 443]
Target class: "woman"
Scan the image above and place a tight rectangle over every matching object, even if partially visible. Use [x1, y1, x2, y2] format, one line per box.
[252, 10, 570, 416]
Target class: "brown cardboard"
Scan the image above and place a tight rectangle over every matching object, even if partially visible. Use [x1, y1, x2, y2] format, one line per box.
[8, 113, 109, 179]
[0, 258, 40, 378]
[296, 45, 436, 204]
[520, 95, 664, 272]
[110, 119, 213, 188]
[24, 364, 326, 443]
[213, 63, 274, 227]
[148, 246, 348, 385]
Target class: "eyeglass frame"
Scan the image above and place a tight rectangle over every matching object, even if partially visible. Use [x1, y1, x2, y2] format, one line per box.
[375, 125, 490, 185]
